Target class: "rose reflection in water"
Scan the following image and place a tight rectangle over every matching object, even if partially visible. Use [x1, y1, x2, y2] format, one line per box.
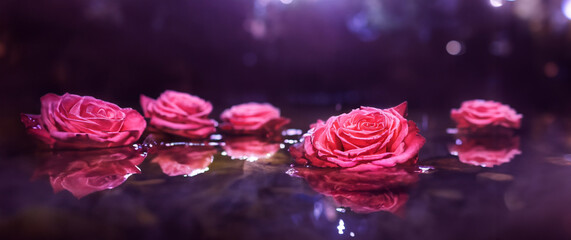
[151, 145, 216, 177]
[289, 167, 418, 215]
[223, 136, 280, 161]
[33, 146, 146, 199]
[449, 134, 521, 168]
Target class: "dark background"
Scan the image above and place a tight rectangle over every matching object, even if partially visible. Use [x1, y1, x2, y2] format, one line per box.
[1, 0, 570, 154]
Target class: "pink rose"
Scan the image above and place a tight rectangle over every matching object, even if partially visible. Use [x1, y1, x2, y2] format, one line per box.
[33, 146, 145, 198]
[219, 102, 290, 136]
[223, 136, 280, 160]
[449, 135, 521, 167]
[151, 146, 216, 177]
[451, 100, 522, 129]
[290, 102, 425, 171]
[21, 93, 146, 149]
[289, 167, 418, 214]
[140, 90, 217, 139]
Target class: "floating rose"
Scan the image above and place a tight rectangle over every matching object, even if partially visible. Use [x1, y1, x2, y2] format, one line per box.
[21, 93, 146, 149]
[140, 90, 217, 139]
[449, 135, 521, 168]
[219, 102, 290, 136]
[290, 102, 425, 171]
[451, 100, 522, 130]
[33, 146, 145, 198]
[289, 167, 418, 214]
[223, 136, 280, 161]
[151, 145, 216, 177]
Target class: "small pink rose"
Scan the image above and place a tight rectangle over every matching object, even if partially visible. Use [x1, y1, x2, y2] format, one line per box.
[289, 167, 418, 214]
[223, 136, 280, 160]
[33, 146, 145, 199]
[21, 93, 146, 149]
[151, 146, 216, 177]
[451, 100, 522, 129]
[449, 135, 521, 168]
[140, 90, 217, 139]
[290, 102, 425, 171]
[219, 102, 290, 136]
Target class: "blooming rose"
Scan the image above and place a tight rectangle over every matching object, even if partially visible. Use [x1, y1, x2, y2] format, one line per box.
[21, 93, 146, 149]
[290, 102, 425, 171]
[140, 90, 217, 139]
[289, 167, 418, 214]
[451, 100, 522, 129]
[223, 136, 280, 161]
[449, 135, 521, 168]
[33, 146, 145, 198]
[219, 102, 290, 136]
[151, 146, 216, 177]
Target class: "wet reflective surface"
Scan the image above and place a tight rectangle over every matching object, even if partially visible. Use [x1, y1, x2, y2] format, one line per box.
[1, 112, 571, 240]
[2, 0, 571, 239]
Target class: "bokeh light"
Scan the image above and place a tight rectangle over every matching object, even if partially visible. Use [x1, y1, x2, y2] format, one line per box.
[490, 0, 504, 8]
[563, 0, 571, 20]
[446, 40, 464, 56]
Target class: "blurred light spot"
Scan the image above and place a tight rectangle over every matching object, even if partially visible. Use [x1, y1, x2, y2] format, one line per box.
[246, 19, 266, 39]
[210, 134, 223, 140]
[313, 202, 323, 219]
[347, 11, 380, 42]
[563, 0, 571, 20]
[337, 219, 345, 234]
[446, 128, 458, 134]
[280, 0, 293, 4]
[446, 40, 464, 55]
[242, 52, 257, 67]
[490, 0, 504, 7]
[490, 38, 512, 56]
[335, 207, 346, 213]
[350, 232, 355, 237]
[544, 62, 559, 78]
[455, 139, 463, 145]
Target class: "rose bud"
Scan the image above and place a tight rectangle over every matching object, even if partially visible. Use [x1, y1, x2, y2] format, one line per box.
[219, 102, 290, 136]
[290, 102, 425, 171]
[32, 146, 145, 199]
[21, 93, 146, 149]
[289, 167, 418, 214]
[151, 145, 216, 177]
[140, 90, 217, 139]
[451, 100, 522, 130]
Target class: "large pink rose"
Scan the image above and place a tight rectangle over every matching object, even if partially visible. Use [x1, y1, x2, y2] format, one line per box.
[449, 135, 521, 167]
[289, 167, 418, 214]
[21, 93, 146, 149]
[223, 136, 280, 161]
[219, 102, 290, 136]
[151, 145, 216, 177]
[290, 102, 425, 171]
[140, 90, 217, 139]
[33, 146, 145, 198]
[451, 100, 522, 129]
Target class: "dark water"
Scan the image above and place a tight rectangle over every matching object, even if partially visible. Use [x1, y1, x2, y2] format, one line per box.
[2, 0, 571, 239]
[1, 111, 570, 240]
